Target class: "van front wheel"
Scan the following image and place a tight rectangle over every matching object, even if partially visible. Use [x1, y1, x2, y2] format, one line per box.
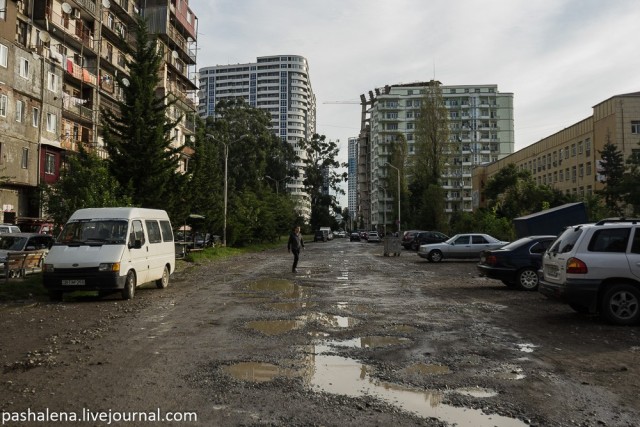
[156, 266, 169, 289]
[122, 271, 136, 300]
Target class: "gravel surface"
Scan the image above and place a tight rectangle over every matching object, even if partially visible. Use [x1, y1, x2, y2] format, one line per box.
[1, 238, 639, 426]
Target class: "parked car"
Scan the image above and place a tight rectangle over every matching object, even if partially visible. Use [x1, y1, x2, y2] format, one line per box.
[539, 218, 640, 325]
[418, 233, 508, 262]
[0, 224, 21, 234]
[477, 235, 556, 291]
[334, 230, 346, 238]
[320, 227, 334, 240]
[349, 232, 361, 242]
[401, 230, 423, 249]
[367, 231, 381, 243]
[359, 230, 368, 241]
[409, 231, 449, 251]
[0, 232, 55, 274]
[314, 230, 328, 242]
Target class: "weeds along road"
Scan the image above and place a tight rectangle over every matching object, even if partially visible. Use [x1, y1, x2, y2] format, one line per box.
[1, 237, 639, 426]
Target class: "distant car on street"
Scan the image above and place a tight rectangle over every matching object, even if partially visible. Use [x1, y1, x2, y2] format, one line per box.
[418, 233, 508, 262]
[477, 235, 556, 290]
[409, 231, 449, 251]
[367, 231, 381, 243]
[349, 232, 361, 242]
[401, 230, 423, 249]
[314, 230, 328, 242]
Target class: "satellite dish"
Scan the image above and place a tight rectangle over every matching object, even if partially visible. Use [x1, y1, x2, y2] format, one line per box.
[171, 50, 179, 59]
[121, 77, 130, 87]
[61, 2, 72, 14]
[197, 90, 204, 98]
[40, 31, 51, 43]
[102, 0, 110, 8]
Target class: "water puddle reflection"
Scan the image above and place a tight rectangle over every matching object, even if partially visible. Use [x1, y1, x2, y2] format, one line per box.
[223, 362, 280, 382]
[329, 336, 412, 349]
[494, 367, 526, 380]
[268, 301, 317, 312]
[248, 278, 309, 299]
[516, 343, 537, 353]
[308, 343, 526, 426]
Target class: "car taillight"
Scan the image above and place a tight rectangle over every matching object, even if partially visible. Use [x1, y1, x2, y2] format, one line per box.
[485, 255, 497, 266]
[566, 257, 588, 274]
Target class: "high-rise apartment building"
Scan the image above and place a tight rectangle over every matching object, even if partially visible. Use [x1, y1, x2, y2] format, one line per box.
[198, 55, 316, 218]
[347, 137, 358, 227]
[358, 82, 514, 231]
[0, 0, 197, 220]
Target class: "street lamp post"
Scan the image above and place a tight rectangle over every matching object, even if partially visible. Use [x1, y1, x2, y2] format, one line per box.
[385, 162, 401, 235]
[265, 175, 288, 196]
[205, 133, 251, 246]
[378, 186, 387, 236]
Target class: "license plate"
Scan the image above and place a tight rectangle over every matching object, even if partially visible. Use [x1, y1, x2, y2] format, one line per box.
[62, 279, 85, 286]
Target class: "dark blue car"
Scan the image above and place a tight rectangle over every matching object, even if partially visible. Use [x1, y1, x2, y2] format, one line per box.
[477, 235, 557, 291]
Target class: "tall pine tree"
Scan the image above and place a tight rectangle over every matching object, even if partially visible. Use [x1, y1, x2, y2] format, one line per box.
[101, 17, 183, 211]
[596, 137, 625, 216]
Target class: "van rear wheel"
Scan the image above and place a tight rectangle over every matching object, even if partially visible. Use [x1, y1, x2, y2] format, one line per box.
[121, 271, 136, 300]
[156, 266, 169, 289]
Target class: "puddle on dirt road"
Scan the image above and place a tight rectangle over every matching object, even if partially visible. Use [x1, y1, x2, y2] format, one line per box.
[334, 302, 371, 314]
[329, 336, 413, 349]
[494, 366, 526, 380]
[307, 312, 357, 329]
[247, 278, 309, 299]
[223, 362, 280, 383]
[516, 343, 537, 353]
[245, 319, 305, 336]
[308, 342, 526, 427]
[454, 386, 499, 398]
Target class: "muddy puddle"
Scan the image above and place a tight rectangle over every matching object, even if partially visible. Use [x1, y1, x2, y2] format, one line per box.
[224, 340, 525, 426]
[247, 278, 309, 299]
[245, 319, 305, 335]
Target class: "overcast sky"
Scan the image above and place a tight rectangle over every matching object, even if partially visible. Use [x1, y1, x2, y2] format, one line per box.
[189, 0, 640, 205]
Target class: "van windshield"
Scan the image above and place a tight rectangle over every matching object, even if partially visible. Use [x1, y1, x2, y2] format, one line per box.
[57, 220, 128, 245]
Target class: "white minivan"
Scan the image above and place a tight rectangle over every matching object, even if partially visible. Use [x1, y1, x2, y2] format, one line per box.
[43, 207, 175, 301]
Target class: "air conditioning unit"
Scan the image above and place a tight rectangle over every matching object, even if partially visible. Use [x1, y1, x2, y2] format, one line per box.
[72, 8, 81, 19]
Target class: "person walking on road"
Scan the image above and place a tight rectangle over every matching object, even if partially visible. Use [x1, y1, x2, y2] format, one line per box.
[287, 226, 305, 273]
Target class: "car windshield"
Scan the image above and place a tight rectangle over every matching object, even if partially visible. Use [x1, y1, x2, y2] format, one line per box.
[0, 236, 27, 251]
[57, 220, 128, 245]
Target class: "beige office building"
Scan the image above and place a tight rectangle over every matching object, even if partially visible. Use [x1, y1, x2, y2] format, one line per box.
[473, 92, 640, 209]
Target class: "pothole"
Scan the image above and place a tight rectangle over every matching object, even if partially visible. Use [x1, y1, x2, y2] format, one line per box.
[453, 386, 499, 398]
[245, 319, 305, 336]
[404, 362, 450, 376]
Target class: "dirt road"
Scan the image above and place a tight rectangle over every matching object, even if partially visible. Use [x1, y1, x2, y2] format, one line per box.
[1, 238, 639, 426]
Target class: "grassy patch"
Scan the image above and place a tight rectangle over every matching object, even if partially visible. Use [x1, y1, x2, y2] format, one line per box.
[185, 240, 286, 262]
[0, 273, 48, 301]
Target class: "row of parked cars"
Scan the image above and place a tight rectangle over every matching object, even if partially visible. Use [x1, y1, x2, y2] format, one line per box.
[411, 219, 640, 326]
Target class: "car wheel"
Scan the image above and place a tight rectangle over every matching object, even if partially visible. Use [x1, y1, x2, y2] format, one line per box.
[156, 265, 169, 289]
[600, 284, 640, 325]
[121, 270, 136, 300]
[428, 250, 443, 262]
[516, 268, 539, 291]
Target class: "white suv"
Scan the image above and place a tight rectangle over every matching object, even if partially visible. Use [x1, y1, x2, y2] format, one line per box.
[539, 218, 640, 325]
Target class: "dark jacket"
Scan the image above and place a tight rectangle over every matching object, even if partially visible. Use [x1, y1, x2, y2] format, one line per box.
[288, 232, 304, 251]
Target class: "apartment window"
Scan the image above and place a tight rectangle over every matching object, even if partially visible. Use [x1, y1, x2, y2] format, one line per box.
[15, 100, 23, 122]
[0, 43, 7, 67]
[571, 166, 577, 182]
[632, 121, 640, 134]
[47, 72, 59, 92]
[32, 107, 39, 127]
[46, 112, 57, 133]
[21, 148, 29, 169]
[586, 162, 592, 176]
[571, 144, 576, 157]
[0, 94, 6, 116]
[45, 153, 55, 175]
[564, 147, 569, 159]
[19, 58, 29, 78]
[585, 138, 591, 156]
[559, 170, 564, 181]
[579, 164, 584, 177]
[578, 141, 583, 155]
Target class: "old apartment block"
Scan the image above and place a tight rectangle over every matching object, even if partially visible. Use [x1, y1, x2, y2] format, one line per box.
[0, 0, 197, 221]
[473, 92, 640, 209]
[357, 81, 514, 231]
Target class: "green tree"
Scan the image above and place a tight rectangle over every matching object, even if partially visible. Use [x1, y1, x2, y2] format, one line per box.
[409, 81, 450, 228]
[41, 147, 131, 226]
[621, 142, 640, 215]
[299, 134, 347, 231]
[101, 17, 183, 215]
[596, 137, 626, 216]
[202, 99, 298, 245]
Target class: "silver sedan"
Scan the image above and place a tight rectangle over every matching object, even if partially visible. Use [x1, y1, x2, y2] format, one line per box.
[418, 233, 508, 262]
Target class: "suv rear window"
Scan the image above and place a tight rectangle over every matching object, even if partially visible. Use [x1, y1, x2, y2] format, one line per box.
[587, 228, 630, 253]
[549, 227, 583, 254]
